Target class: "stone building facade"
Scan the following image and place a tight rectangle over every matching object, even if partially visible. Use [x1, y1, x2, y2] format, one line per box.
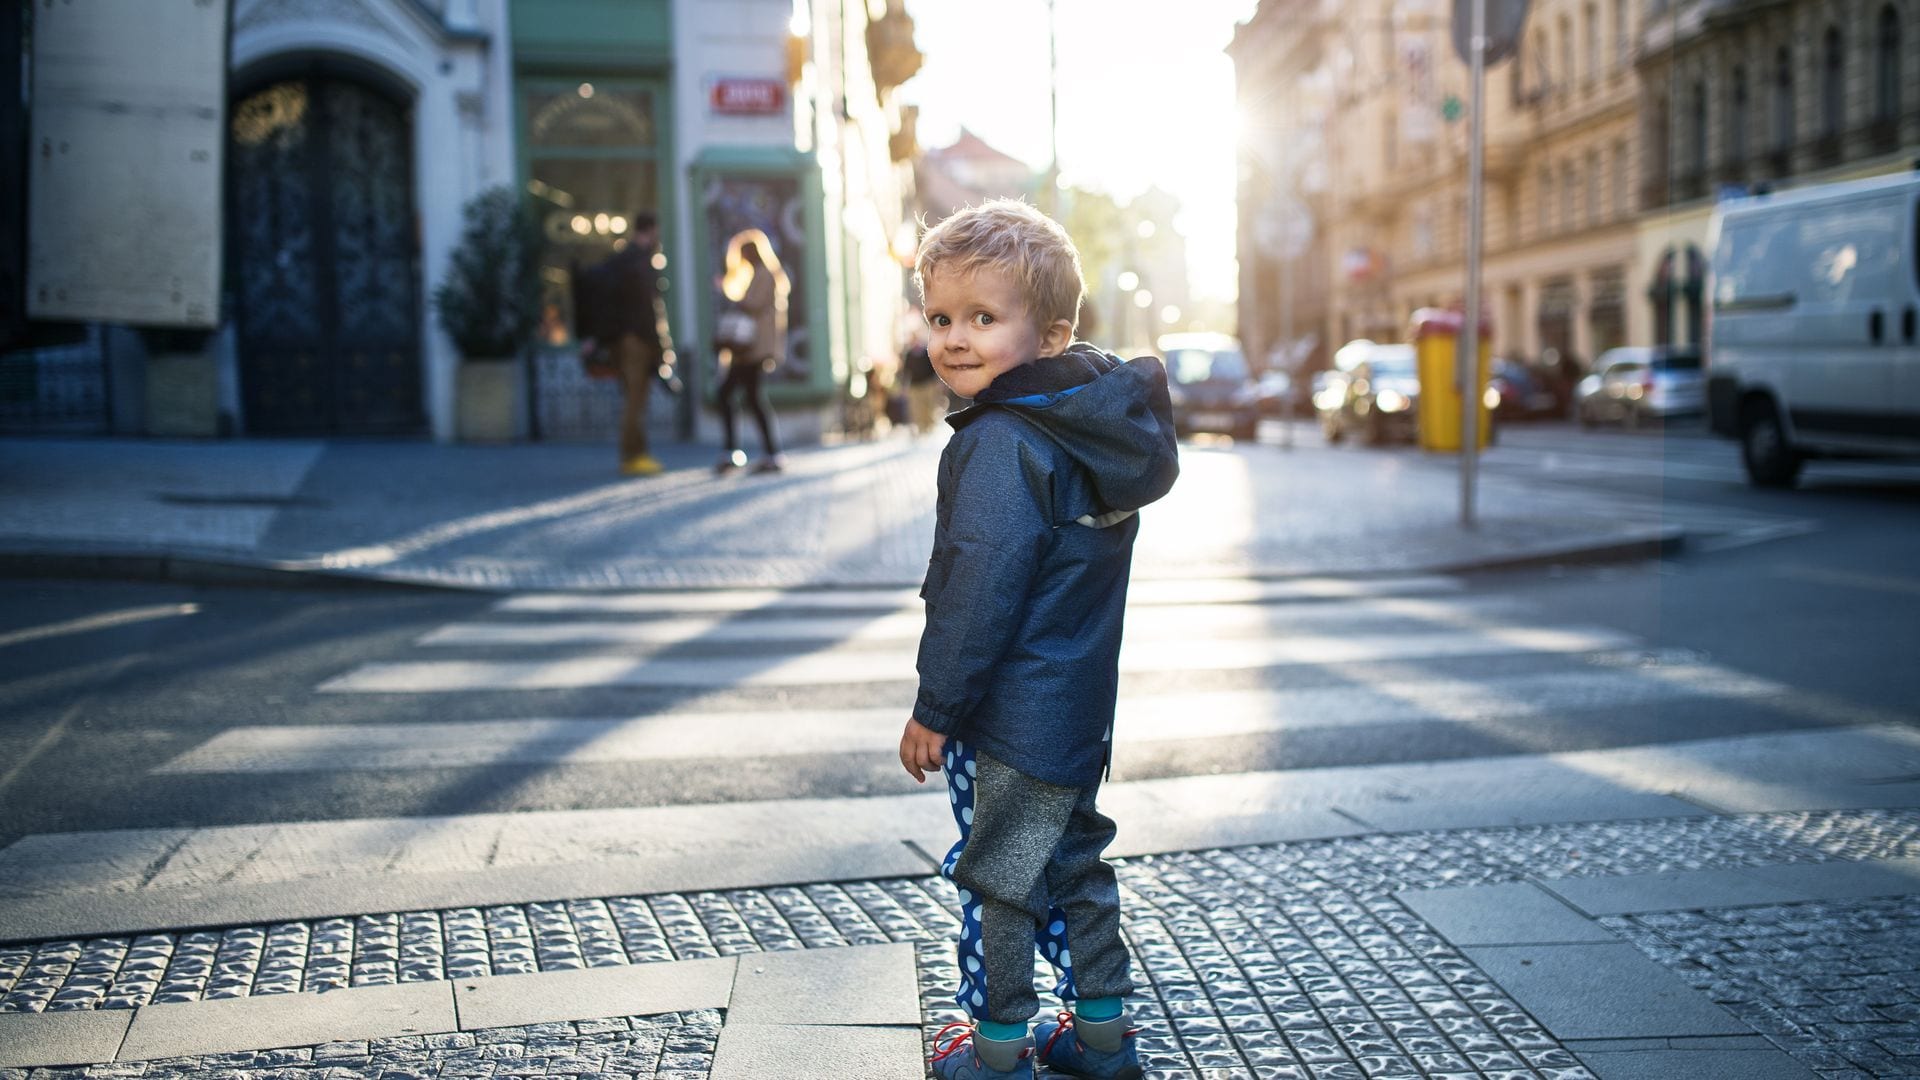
[1234, 0, 1646, 376]
[1232, 0, 1916, 377]
[1635, 0, 1917, 351]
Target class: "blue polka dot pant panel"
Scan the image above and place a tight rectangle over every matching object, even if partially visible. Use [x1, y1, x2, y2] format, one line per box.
[940, 738, 1135, 1025]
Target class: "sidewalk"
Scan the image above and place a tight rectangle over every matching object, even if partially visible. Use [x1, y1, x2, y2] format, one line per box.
[0, 430, 1692, 591]
[4, 726, 1919, 1077]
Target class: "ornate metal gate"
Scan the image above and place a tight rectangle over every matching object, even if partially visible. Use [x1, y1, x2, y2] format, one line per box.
[229, 75, 422, 435]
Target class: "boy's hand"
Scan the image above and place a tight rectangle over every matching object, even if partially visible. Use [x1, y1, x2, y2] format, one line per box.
[899, 718, 945, 784]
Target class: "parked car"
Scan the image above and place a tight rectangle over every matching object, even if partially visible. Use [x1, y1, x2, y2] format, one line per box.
[1576, 346, 1705, 428]
[1705, 169, 1920, 487]
[1253, 368, 1312, 418]
[1159, 332, 1260, 439]
[1488, 356, 1563, 421]
[1318, 342, 1419, 445]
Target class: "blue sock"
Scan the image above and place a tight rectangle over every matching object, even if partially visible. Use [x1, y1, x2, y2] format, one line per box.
[977, 1019, 1028, 1041]
[1075, 996, 1123, 1022]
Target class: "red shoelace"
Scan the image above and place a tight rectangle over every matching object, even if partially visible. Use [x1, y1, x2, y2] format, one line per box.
[930, 1021, 976, 1063]
[1040, 1011, 1141, 1059]
[1040, 1011, 1078, 1059]
[930, 1022, 1037, 1069]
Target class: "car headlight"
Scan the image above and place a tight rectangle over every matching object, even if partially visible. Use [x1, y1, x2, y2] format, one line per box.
[1483, 386, 1502, 410]
[1377, 389, 1410, 413]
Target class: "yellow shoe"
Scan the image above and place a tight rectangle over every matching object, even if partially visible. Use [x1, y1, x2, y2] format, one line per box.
[621, 455, 664, 476]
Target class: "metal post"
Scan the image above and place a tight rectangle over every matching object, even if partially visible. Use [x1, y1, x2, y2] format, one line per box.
[1278, 142, 1295, 450]
[1044, 0, 1060, 216]
[1459, 0, 1486, 529]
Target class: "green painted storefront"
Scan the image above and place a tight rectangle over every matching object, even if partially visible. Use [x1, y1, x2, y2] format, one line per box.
[509, 0, 835, 440]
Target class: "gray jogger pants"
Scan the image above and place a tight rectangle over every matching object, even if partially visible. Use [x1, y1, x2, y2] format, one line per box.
[939, 738, 1134, 1024]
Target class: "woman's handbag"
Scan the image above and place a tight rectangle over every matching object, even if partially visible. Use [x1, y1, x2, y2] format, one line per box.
[715, 307, 756, 351]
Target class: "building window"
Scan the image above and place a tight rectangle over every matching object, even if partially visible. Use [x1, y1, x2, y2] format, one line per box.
[1614, 0, 1629, 68]
[1533, 30, 1550, 94]
[1729, 64, 1749, 170]
[522, 81, 663, 350]
[1876, 4, 1901, 124]
[1587, 150, 1601, 227]
[1584, 3, 1600, 85]
[1614, 139, 1630, 218]
[1689, 79, 1708, 177]
[1649, 96, 1670, 201]
[1562, 161, 1577, 228]
[1559, 15, 1574, 95]
[1540, 168, 1553, 234]
[1772, 45, 1795, 154]
[1821, 25, 1843, 139]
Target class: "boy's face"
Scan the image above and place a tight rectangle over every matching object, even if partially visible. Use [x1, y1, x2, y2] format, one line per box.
[922, 265, 1070, 400]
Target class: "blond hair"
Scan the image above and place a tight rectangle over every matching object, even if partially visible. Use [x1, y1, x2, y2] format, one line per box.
[720, 228, 790, 306]
[914, 198, 1084, 333]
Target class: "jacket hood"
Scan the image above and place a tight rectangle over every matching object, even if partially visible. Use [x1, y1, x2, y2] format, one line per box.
[949, 341, 1179, 513]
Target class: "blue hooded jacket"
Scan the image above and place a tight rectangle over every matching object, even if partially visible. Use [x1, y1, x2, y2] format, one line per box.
[911, 342, 1180, 787]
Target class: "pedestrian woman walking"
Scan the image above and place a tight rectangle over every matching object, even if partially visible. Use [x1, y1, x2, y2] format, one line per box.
[713, 228, 788, 474]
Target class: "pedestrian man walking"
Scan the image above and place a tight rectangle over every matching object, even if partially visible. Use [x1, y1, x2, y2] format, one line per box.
[577, 212, 674, 476]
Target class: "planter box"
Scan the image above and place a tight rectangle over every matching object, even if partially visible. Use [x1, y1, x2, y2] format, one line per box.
[145, 352, 218, 437]
[457, 357, 524, 442]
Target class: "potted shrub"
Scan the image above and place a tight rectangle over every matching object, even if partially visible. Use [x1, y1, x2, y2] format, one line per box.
[435, 186, 542, 441]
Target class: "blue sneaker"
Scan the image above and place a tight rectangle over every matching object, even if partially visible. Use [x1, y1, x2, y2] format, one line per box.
[1033, 1011, 1143, 1080]
[930, 1021, 1036, 1079]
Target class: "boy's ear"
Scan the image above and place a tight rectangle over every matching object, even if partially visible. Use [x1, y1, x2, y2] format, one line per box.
[1037, 317, 1075, 358]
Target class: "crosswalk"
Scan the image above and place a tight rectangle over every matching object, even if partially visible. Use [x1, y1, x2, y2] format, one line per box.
[219, 575, 1776, 764]
[0, 571, 1845, 942]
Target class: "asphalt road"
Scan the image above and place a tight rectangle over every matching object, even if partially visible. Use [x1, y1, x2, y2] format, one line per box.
[1, 419, 1915, 852]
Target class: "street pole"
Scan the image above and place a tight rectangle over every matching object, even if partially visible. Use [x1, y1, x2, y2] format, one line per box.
[1278, 140, 1295, 450]
[1459, 0, 1486, 529]
[1044, 0, 1060, 216]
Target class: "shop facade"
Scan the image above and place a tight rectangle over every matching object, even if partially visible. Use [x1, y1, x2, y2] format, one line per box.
[512, 0, 919, 447]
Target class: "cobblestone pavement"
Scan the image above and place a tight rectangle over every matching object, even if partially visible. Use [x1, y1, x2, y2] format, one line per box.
[5, 809, 1918, 1077]
[1605, 898, 1920, 1080]
[0, 1010, 721, 1080]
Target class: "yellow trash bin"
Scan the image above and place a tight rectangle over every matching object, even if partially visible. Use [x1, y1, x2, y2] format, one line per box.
[1411, 308, 1492, 452]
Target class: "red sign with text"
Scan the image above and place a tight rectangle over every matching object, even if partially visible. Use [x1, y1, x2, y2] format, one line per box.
[710, 79, 786, 116]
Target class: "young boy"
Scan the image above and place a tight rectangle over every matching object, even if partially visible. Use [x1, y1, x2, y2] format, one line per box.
[900, 199, 1179, 1080]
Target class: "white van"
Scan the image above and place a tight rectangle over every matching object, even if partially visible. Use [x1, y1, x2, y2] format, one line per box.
[1705, 169, 1920, 486]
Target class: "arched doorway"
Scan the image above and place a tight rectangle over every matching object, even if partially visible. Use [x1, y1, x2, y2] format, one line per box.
[229, 69, 422, 435]
[1646, 244, 1704, 347]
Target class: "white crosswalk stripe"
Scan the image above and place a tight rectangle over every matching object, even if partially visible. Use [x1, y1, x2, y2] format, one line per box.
[160, 664, 1789, 773]
[318, 625, 1641, 693]
[417, 595, 1535, 649]
[489, 574, 1466, 616]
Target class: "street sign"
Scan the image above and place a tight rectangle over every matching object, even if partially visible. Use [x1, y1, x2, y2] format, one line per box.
[1451, 0, 1530, 66]
[28, 0, 227, 327]
[710, 78, 787, 116]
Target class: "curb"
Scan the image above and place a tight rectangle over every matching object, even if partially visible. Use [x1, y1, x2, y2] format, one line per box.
[0, 525, 1687, 595]
[1435, 523, 1687, 577]
[0, 550, 481, 595]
